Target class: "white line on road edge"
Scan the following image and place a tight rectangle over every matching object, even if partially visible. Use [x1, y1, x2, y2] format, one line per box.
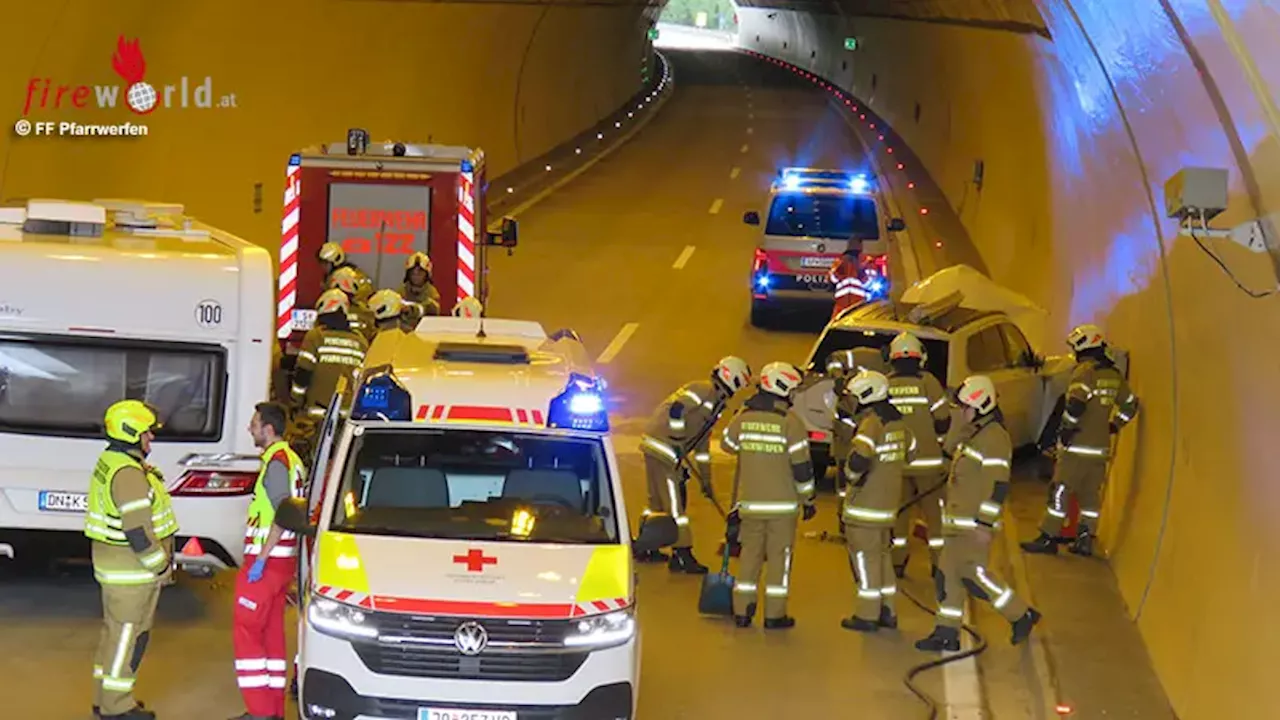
[944, 612, 984, 719]
[709, 198, 724, 214]
[672, 245, 696, 269]
[1000, 519, 1064, 718]
[596, 323, 639, 364]
[729, 167, 741, 180]
[740, 144, 749, 153]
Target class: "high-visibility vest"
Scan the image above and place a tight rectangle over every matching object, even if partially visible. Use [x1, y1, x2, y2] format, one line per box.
[85, 450, 178, 546]
[243, 440, 305, 559]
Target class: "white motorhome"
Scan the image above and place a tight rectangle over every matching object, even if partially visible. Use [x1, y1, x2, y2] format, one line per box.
[0, 198, 273, 576]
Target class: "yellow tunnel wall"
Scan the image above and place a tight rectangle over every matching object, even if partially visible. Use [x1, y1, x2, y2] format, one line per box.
[0, 0, 649, 246]
[741, 2, 1280, 717]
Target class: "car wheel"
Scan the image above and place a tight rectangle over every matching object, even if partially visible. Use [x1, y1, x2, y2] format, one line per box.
[750, 300, 772, 328]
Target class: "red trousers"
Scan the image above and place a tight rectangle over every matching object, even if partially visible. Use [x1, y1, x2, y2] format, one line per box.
[233, 557, 294, 717]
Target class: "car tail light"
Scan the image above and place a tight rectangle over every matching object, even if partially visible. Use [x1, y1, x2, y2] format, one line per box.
[808, 431, 828, 442]
[752, 248, 768, 274]
[171, 469, 258, 496]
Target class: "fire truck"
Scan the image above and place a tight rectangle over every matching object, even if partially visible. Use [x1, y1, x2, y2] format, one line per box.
[275, 129, 519, 363]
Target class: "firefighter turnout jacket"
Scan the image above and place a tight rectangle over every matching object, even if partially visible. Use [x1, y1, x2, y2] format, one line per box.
[85, 449, 179, 582]
[641, 380, 721, 480]
[943, 413, 1013, 531]
[828, 348, 889, 466]
[291, 322, 369, 417]
[1060, 357, 1139, 460]
[842, 406, 915, 527]
[887, 371, 950, 474]
[720, 392, 816, 514]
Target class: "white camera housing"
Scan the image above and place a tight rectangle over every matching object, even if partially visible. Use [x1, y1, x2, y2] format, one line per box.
[1164, 167, 1228, 221]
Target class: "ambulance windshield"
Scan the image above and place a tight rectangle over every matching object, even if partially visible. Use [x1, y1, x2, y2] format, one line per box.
[328, 427, 621, 544]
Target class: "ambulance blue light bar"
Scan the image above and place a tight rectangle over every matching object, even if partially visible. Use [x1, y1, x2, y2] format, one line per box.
[351, 367, 413, 421]
[547, 373, 609, 432]
[778, 168, 873, 194]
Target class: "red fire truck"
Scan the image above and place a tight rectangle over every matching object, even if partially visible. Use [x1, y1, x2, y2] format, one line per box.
[275, 129, 518, 359]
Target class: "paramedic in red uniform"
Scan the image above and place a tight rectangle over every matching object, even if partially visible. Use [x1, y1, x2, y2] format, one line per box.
[231, 402, 305, 720]
[829, 241, 868, 319]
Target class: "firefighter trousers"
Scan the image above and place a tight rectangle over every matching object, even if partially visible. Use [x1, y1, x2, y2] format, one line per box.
[935, 529, 1028, 628]
[642, 454, 702, 548]
[233, 557, 296, 718]
[92, 546, 161, 716]
[892, 473, 946, 569]
[732, 514, 798, 619]
[1039, 454, 1108, 537]
[846, 523, 896, 622]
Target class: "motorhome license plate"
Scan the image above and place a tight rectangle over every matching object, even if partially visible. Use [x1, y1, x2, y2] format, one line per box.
[800, 256, 837, 268]
[292, 309, 317, 331]
[418, 709, 515, 720]
[38, 491, 87, 513]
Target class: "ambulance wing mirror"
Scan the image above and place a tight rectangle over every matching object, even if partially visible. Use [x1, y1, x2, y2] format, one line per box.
[633, 513, 679, 553]
[743, 211, 761, 226]
[486, 216, 519, 249]
[275, 497, 317, 537]
[886, 217, 906, 232]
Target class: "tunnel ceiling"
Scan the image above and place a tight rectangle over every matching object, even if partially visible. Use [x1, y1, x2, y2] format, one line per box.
[730, 0, 1047, 34]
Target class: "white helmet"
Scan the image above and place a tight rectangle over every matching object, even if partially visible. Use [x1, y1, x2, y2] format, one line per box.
[405, 252, 433, 275]
[369, 289, 404, 320]
[759, 361, 802, 398]
[318, 242, 345, 265]
[453, 296, 483, 318]
[889, 332, 926, 362]
[846, 369, 889, 404]
[956, 375, 997, 414]
[713, 356, 752, 394]
[315, 288, 350, 315]
[1066, 324, 1105, 352]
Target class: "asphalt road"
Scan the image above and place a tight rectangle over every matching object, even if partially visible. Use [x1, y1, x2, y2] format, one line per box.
[2, 49, 1048, 720]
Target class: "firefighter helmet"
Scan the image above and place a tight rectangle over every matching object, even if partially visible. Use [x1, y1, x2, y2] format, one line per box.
[846, 369, 889, 404]
[889, 332, 927, 362]
[759, 361, 802, 398]
[328, 266, 361, 296]
[956, 375, 998, 414]
[318, 242, 345, 266]
[453, 296, 483, 318]
[316, 288, 350, 315]
[104, 400, 161, 444]
[405, 252, 433, 275]
[369, 289, 404, 320]
[713, 356, 752, 394]
[1066, 324, 1105, 352]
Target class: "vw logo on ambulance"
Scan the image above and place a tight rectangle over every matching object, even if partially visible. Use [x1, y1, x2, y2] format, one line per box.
[453, 622, 489, 656]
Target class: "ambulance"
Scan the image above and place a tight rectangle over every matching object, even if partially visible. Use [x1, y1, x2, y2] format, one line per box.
[278, 315, 673, 720]
[0, 198, 273, 576]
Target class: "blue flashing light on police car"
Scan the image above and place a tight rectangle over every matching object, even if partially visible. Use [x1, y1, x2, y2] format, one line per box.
[862, 271, 888, 300]
[782, 174, 802, 190]
[460, 159, 474, 173]
[352, 368, 413, 421]
[849, 175, 870, 194]
[547, 373, 609, 432]
[754, 274, 771, 290]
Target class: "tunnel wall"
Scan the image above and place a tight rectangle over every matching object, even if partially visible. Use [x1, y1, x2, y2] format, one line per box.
[739, 2, 1280, 717]
[0, 0, 648, 247]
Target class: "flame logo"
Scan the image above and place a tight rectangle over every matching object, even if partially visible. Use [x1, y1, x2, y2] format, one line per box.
[110, 35, 156, 115]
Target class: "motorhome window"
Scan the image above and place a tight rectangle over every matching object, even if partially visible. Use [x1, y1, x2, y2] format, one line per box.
[0, 334, 225, 440]
[765, 193, 880, 240]
[807, 328, 949, 382]
[330, 428, 620, 544]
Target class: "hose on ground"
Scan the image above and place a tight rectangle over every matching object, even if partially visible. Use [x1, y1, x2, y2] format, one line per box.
[898, 585, 988, 720]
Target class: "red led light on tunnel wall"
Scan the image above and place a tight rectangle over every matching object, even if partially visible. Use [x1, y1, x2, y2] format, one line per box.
[878, 135, 884, 141]
[907, 182, 916, 189]
[897, 163, 905, 170]
[920, 208, 929, 215]
[869, 123, 876, 129]
[887, 148, 894, 154]
[859, 114, 866, 120]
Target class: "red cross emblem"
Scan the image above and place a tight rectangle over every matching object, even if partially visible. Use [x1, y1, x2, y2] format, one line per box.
[453, 548, 497, 573]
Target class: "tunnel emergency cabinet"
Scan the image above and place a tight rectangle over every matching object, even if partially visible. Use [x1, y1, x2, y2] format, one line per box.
[276, 131, 519, 360]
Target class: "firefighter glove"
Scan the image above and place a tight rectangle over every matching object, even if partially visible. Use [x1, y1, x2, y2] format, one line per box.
[247, 557, 267, 583]
[802, 503, 817, 521]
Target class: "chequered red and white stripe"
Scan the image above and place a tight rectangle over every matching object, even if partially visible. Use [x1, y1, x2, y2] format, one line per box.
[571, 598, 629, 617]
[456, 169, 477, 304]
[415, 404, 546, 426]
[315, 585, 373, 609]
[277, 161, 302, 339]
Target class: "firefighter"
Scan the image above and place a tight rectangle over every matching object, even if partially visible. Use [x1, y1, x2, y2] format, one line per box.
[316, 242, 368, 287]
[327, 266, 376, 341]
[828, 241, 868, 319]
[916, 375, 1041, 652]
[839, 369, 915, 633]
[824, 348, 888, 503]
[368, 289, 407, 336]
[886, 332, 952, 578]
[87, 400, 178, 720]
[231, 402, 305, 720]
[638, 356, 752, 572]
[290, 289, 369, 420]
[402, 252, 441, 311]
[453, 296, 483, 318]
[720, 361, 815, 629]
[1022, 325, 1139, 557]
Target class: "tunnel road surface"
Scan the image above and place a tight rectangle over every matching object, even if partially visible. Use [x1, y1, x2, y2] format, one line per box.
[5, 49, 1065, 719]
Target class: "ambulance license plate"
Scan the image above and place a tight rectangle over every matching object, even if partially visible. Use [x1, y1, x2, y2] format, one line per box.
[418, 709, 515, 720]
[292, 309, 317, 332]
[39, 491, 87, 513]
[799, 256, 836, 268]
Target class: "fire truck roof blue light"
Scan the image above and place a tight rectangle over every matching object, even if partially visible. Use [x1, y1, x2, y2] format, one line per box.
[460, 159, 474, 173]
[288, 153, 301, 166]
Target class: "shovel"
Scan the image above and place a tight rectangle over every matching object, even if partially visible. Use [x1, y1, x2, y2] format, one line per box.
[697, 528, 736, 616]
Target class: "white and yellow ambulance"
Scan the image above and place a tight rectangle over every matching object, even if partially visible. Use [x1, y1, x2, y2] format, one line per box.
[283, 316, 672, 720]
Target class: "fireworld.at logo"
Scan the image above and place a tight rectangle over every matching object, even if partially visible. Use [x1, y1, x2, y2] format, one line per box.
[22, 35, 237, 116]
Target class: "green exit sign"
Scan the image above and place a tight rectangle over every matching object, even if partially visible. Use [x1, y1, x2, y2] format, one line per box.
[648, 28, 660, 40]
[844, 37, 858, 50]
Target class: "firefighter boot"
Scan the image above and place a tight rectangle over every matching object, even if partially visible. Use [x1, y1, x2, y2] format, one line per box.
[668, 547, 708, 575]
[914, 626, 961, 652]
[1069, 530, 1094, 557]
[1020, 532, 1059, 555]
[94, 703, 146, 719]
[840, 615, 879, 633]
[764, 616, 796, 630]
[878, 606, 898, 630]
[1010, 608, 1042, 646]
[100, 707, 155, 720]
[734, 602, 756, 628]
[633, 546, 669, 563]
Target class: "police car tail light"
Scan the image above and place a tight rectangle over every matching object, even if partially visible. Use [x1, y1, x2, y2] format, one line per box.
[307, 595, 378, 640]
[548, 373, 609, 432]
[564, 606, 635, 649]
[351, 367, 413, 421]
[170, 470, 257, 496]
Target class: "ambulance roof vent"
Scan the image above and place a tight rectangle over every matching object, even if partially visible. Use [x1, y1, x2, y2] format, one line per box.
[433, 342, 530, 364]
[23, 199, 107, 237]
[93, 199, 186, 229]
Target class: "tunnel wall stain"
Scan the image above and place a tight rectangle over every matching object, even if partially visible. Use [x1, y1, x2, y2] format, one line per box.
[0, 0, 646, 250]
[740, 2, 1280, 717]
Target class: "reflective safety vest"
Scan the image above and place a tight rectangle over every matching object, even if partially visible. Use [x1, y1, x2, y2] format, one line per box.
[829, 254, 867, 317]
[85, 450, 178, 546]
[244, 440, 306, 559]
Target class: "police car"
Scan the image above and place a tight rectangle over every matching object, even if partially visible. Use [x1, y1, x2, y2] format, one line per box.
[742, 167, 903, 326]
[278, 315, 673, 720]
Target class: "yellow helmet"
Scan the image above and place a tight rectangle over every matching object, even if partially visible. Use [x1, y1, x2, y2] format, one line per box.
[453, 296, 484, 318]
[889, 332, 926, 362]
[104, 400, 161, 444]
[317, 242, 345, 265]
[316, 288, 350, 315]
[328, 266, 361, 296]
[369, 289, 404, 320]
[405, 252, 433, 275]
